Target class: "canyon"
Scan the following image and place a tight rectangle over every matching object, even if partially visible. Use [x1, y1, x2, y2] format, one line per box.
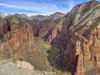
[0, 0, 100, 75]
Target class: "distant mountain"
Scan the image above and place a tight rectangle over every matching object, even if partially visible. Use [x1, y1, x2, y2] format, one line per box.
[30, 12, 65, 22]
[30, 15, 48, 22]
[30, 12, 65, 37]
[47, 12, 65, 21]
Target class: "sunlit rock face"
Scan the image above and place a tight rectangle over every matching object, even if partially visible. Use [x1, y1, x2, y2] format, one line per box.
[47, 1, 100, 75]
[0, 12, 6, 18]
[0, 15, 34, 58]
[0, 60, 34, 75]
[29, 1, 100, 74]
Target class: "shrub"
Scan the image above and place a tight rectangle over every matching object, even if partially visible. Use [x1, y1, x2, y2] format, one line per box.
[98, 68, 100, 73]
[26, 38, 52, 71]
[1, 39, 5, 43]
[8, 34, 12, 40]
[76, 4, 81, 7]
[13, 57, 17, 63]
[45, 66, 49, 71]
[0, 34, 3, 38]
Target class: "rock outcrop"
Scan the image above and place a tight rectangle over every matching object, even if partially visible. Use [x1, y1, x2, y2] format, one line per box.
[0, 15, 34, 58]
[48, 1, 100, 75]
[0, 59, 58, 75]
[0, 60, 34, 75]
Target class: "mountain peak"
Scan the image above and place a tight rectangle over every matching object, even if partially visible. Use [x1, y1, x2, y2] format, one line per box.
[53, 12, 64, 15]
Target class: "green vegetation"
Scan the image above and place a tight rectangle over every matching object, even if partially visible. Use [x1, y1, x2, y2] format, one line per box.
[0, 34, 12, 43]
[47, 44, 65, 73]
[98, 68, 100, 74]
[8, 34, 12, 40]
[0, 34, 4, 43]
[13, 57, 17, 63]
[85, 69, 100, 75]
[1, 40, 5, 43]
[26, 38, 70, 74]
[76, 4, 81, 7]
[47, 44, 63, 61]
[0, 34, 3, 38]
[26, 38, 52, 71]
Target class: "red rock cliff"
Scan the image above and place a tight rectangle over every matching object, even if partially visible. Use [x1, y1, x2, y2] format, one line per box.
[48, 1, 100, 75]
[0, 16, 34, 58]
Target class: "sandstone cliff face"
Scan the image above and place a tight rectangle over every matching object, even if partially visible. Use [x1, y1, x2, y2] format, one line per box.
[47, 1, 100, 75]
[38, 21, 56, 39]
[31, 12, 65, 38]
[56, 1, 100, 75]
[0, 15, 34, 58]
[61, 28, 100, 75]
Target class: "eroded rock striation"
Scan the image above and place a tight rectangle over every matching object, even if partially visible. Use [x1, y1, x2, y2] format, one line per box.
[0, 15, 34, 58]
[48, 1, 100, 75]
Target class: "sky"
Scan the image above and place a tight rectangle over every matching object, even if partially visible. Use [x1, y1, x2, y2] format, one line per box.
[0, 0, 100, 16]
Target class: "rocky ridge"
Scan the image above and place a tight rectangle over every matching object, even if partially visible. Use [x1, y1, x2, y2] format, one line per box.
[47, 1, 100, 75]
[0, 14, 34, 58]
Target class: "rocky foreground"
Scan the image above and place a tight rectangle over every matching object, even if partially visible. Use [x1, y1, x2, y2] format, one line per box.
[0, 60, 58, 75]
